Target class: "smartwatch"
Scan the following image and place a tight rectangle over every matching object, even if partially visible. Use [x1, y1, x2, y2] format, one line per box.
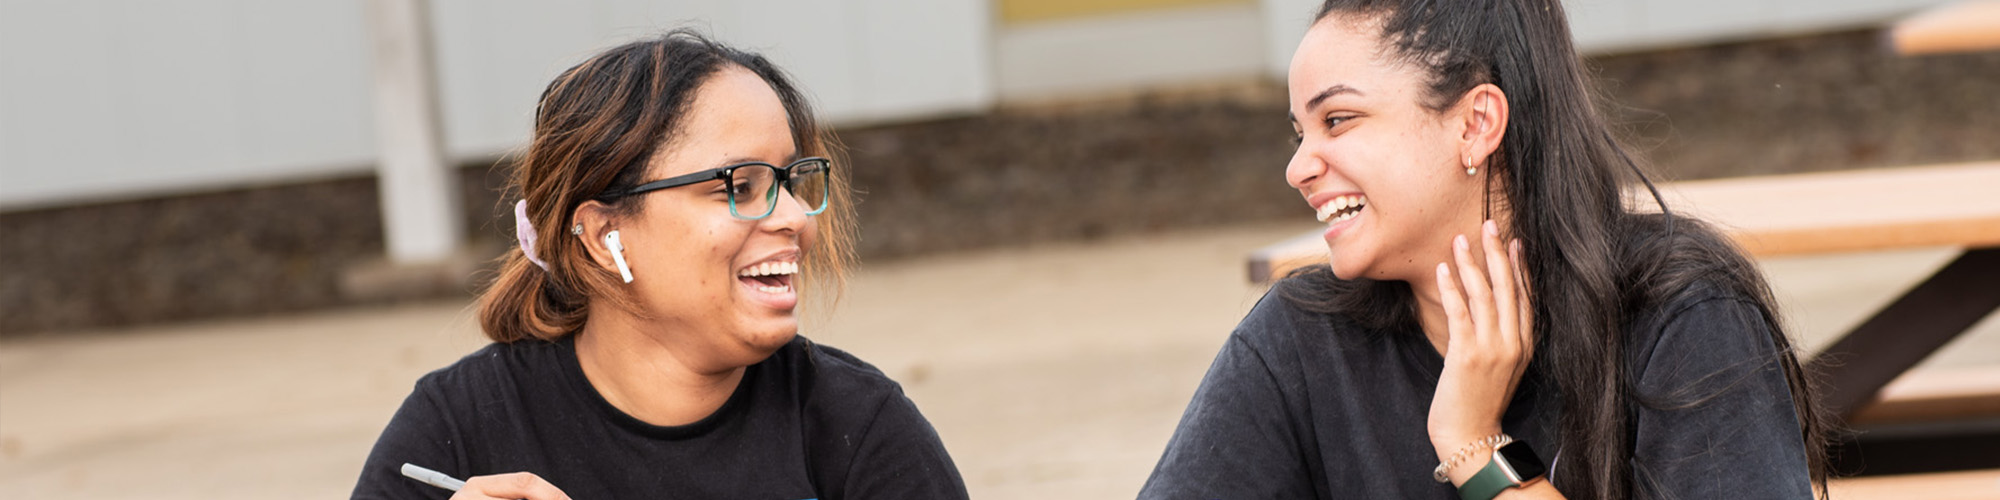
[1456, 441, 1546, 500]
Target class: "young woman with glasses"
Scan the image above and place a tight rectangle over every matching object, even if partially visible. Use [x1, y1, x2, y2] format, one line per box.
[351, 30, 969, 500]
[1142, 1, 1832, 499]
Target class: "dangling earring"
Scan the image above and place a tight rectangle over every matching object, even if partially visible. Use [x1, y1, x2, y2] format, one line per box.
[1465, 157, 1477, 176]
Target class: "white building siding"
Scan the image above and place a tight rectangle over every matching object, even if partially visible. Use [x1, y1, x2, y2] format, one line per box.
[0, 0, 1947, 210]
[0, 0, 990, 210]
[0, 0, 376, 209]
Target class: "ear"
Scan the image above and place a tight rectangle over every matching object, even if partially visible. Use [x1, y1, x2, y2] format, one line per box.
[1457, 83, 1510, 168]
[572, 200, 621, 273]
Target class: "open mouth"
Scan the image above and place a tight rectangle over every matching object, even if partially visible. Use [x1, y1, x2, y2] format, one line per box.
[1315, 194, 1367, 223]
[737, 260, 798, 295]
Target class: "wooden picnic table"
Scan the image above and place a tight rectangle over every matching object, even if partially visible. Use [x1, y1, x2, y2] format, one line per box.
[1893, 0, 2000, 55]
[1245, 161, 2000, 422]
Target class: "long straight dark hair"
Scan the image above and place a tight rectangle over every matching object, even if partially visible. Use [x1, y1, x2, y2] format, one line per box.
[1283, 1, 1832, 498]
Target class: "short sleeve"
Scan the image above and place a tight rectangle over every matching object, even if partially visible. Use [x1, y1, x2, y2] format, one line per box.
[1140, 332, 1316, 500]
[839, 391, 971, 500]
[350, 377, 463, 500]
[1629, 297, 1814, 498]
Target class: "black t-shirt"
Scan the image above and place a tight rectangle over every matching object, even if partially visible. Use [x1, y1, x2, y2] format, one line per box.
[350, 335, 968, 500]
[1140, 279, 1813, 499]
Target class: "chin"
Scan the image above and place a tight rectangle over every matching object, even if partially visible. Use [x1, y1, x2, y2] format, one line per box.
[740, 320, 799, 351]
[1327, 255, 1371, 281]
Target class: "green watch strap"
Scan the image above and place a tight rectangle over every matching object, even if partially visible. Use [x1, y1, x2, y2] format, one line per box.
[1456, 455, 1516, 500]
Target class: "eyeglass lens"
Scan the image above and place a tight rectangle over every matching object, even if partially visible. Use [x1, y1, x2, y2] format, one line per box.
[727, 161, 828, 219]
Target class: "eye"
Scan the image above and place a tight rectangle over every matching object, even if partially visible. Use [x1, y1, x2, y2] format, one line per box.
[709, 180, 744, 197]
[1323, 114, 1353, 130]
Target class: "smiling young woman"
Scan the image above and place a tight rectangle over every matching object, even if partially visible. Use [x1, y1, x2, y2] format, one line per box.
[349, 30, 969, 500]
[1141, 1, 1831, 499]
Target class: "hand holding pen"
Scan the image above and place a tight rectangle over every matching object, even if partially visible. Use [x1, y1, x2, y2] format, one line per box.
[403, 463, 573, 500]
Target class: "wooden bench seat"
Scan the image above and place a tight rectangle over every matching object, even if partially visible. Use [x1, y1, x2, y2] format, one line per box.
[1825, 468, 2000, 500]
[1852, 366, 2000, 426]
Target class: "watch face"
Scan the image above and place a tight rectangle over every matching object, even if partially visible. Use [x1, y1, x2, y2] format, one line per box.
[1496, 441, 1547, 481]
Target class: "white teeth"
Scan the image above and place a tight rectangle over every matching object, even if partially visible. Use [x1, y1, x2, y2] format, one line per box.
[737, 261, 799, 277]
[1314, 195, 1367, 223]
[754, 284, 791, 294]
[1329, 208, 1360, 223]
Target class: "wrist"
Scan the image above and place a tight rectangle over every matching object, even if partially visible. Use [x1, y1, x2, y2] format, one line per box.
[1430, 432, 1510, 484]
[1447, 448, 1493, 486]
[1430, 425, 1502, 461]
[1455, 441, 1549, 500]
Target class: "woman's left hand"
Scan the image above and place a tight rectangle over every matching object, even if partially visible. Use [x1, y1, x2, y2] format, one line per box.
[1427, 220, 1535, 484]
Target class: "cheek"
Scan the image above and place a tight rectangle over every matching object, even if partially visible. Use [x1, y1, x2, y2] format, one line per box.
[643, 216, 740, 289]
[800, 220, 820, 250]
[698, 225, 740, 284]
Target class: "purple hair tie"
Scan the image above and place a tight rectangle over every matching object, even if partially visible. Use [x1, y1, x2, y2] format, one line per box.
[515, 199, 550, 271]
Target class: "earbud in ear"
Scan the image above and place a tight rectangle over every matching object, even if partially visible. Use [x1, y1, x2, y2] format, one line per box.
[605, 230, 633, 283]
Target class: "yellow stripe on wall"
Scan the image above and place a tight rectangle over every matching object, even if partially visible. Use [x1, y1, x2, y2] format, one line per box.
[999, 0, 1255, 24]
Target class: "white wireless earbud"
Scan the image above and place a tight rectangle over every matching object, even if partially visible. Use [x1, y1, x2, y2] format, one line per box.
[604, 230, 633, 283]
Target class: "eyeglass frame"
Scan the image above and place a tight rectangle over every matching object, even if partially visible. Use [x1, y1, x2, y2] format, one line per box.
[594, 156, 833, 220]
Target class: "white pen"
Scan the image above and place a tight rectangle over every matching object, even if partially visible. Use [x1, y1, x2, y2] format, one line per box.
[400, 463, 467, 492]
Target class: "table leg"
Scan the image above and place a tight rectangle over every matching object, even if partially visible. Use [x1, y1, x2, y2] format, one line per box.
[1812, 246, 2000, 419]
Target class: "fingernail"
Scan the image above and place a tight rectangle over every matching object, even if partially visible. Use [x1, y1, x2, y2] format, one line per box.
[1437, 263, 1450, 277]
[1455, 234, 1467, 249]
[1484, 220, 1498, 236]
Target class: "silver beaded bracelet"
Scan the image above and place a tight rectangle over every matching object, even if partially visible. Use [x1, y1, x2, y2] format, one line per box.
[1433, 433, 1513, 483]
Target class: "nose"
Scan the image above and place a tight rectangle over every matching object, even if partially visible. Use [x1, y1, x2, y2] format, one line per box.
[1284, 143, 1322, 191]
[761, 185, 811, 234]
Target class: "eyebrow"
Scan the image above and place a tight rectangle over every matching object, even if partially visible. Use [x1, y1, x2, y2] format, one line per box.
[1288, 84, 1365, 123]
[714, 152, 801, 168]
[647, 153, 802, 184]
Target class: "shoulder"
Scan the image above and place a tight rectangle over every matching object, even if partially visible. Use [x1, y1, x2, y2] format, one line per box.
[1236, 277, 1386, 360]
[1629, 278, 1769, 341]
[1623, 279, 1784, 385]
[770, 337, 907, 418]
[775, 336, 966, 494]
[358, 339, 571, 496]
[1239, 279, 1326, 337]
[410, 339, 570, 408]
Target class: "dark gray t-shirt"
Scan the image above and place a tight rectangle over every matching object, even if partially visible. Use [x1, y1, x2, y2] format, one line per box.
[350, 335, 968, 500]
[1140, 280, 1812, 499]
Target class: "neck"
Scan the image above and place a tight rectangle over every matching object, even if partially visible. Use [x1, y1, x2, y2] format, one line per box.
[1412, 273, 1452, 356]
[574, 310, 745, 427]
[1410, 217, 1511, 357]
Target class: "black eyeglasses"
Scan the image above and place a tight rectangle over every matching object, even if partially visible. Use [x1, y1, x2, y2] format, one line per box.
[599, 157, 831, 220]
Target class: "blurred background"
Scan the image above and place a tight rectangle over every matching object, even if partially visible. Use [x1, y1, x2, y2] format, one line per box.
[2, 0, 1997, 498]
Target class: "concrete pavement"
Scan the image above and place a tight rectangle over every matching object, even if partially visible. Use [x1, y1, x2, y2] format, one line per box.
[3, 222, 1995, 499]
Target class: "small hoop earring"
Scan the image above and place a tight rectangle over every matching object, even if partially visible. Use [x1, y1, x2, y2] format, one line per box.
[571, 224, 584, 235]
